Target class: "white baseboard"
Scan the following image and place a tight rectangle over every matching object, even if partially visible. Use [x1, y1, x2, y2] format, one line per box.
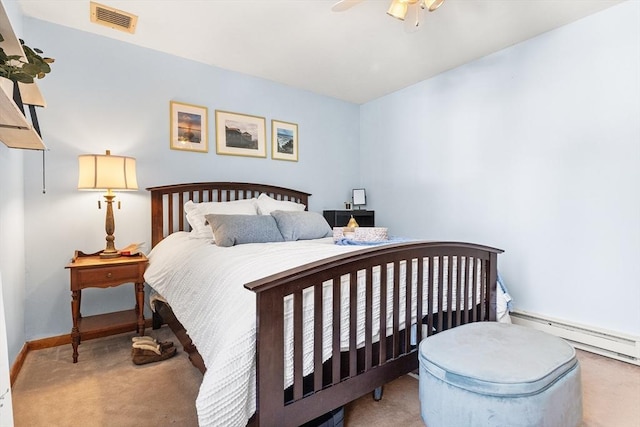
[510, 310, 640, 366]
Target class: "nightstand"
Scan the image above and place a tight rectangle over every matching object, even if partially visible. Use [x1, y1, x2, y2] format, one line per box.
[65, 251, 148, 363]
[323, 210, 375, 228]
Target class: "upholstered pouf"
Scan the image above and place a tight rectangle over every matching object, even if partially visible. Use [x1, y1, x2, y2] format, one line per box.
[418, 322, 582, 427]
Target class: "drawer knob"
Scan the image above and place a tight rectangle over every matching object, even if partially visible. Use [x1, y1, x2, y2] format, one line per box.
[106, 272, 113, 278]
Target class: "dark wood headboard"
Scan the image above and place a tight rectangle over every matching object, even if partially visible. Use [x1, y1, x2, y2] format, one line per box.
[146, 182, 311, 248]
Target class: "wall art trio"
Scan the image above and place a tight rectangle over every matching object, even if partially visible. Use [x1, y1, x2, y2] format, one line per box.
[169, 101, 298, 162]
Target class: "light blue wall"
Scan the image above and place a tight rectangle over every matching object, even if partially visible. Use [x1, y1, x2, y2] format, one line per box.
[0, 0, 26, 366]
[0, 147, 26, 364]
[4, 1, 639, 365]
[18, 19, 360, 345]
[361, 1, 640, 335]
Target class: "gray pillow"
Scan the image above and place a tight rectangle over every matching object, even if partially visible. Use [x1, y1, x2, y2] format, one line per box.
[205, 214, 284, 247]
[270, 210, 332, 241]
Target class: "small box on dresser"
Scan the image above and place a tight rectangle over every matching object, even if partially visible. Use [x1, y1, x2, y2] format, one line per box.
[333, 227, 388, 242]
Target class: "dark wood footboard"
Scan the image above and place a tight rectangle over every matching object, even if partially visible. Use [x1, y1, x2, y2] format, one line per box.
[245, 241, 502, 427]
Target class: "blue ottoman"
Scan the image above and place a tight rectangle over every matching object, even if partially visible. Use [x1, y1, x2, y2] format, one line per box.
[418, 322, 582, 427]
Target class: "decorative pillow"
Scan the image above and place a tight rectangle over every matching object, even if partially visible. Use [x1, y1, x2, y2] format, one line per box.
[205, 214, 284, 247]
[185, 199, 258, 240]
[255, 193, 305, 215]
[270, 210, 332, 241]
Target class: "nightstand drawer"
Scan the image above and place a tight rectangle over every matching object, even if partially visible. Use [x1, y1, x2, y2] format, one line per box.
[75, 264, 139, 287]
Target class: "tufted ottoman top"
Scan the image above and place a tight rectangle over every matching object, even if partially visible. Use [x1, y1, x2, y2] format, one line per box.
[418, 322, 578, 397]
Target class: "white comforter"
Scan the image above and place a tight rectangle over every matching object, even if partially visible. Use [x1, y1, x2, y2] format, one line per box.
[144, 233, 510, 427]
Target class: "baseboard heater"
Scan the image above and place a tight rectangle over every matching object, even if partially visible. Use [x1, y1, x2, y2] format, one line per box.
[510, 310, 640, 366]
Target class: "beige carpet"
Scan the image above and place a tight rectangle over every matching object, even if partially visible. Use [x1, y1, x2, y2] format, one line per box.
[12, 327, 200, 426]
[11, 326, 640, 426]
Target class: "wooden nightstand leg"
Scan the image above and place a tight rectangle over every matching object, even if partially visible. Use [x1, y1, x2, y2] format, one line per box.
[135, 282, 145, 335]
[71, 290, 80, 363]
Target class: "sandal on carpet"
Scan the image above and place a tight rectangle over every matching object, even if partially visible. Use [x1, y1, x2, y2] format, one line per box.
[131, 345, 177, 365]
[132, 336, 156, 343]
[132, 341, 161, 355]
[132, 340, 175, 354]
[132, 336, 174, 351]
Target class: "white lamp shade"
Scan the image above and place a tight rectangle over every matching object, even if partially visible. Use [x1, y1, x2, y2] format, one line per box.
[78, 151, 138, 191]
[424, 0, 445, 11]
[387, 0, 408, 20]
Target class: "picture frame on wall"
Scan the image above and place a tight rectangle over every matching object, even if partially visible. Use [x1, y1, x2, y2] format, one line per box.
[271, 120, 298, 162]
[169, 101, 208, 153]
[215, 110, 267, 158]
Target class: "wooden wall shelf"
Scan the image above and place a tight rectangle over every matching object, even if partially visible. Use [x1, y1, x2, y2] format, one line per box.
[0, 2, 47, 150]
[0, 83, 45, 150]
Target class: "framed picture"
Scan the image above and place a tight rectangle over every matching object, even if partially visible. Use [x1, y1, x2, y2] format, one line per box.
[215, 110, 267, 158]
[352, 188, 366, 207]
[271, 120, 298, 162]
[169, 101, 208, 153]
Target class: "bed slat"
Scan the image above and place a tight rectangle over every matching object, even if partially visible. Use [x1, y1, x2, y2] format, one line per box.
[348, 271, 358, 378]
[379, 264, 388, 366]
[416, 258, 424, 343]
[404, 259, 413, 353]
[293, 290, 303, 401]
[392, 261, 400, 359]
[436, 256, 444, 333]
[313, 283, 323, 392]
[446, 256, 453, 329]
[332, 277, 341, 385]
[364, 266, 373, 372]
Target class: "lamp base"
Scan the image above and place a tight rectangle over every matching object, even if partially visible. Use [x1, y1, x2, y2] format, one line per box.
[99, 251, 121, 259]
[100, 193, 120, 259]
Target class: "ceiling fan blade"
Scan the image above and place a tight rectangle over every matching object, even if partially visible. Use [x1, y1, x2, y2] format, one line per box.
[331, 0, 365, 12]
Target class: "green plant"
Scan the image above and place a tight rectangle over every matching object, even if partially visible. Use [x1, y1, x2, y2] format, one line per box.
[0, 32, 54, 83]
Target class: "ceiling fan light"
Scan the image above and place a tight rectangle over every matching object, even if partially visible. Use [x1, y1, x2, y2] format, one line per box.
[387, 0, 408, 20]
[424, 0, 445, 12]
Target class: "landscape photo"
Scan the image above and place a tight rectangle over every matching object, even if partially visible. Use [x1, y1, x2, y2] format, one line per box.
[276, 127, 294, 154]
[225, 119, 259, 150]
[177, 112, 202, 143]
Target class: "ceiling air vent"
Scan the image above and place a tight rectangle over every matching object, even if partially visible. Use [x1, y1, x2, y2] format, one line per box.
[90, 2, 138, 34]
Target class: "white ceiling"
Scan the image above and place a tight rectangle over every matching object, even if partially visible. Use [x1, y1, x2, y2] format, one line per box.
[17, 0, 623, 104]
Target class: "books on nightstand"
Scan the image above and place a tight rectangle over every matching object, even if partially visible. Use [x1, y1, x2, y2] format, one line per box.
[119, 243, 144, 256]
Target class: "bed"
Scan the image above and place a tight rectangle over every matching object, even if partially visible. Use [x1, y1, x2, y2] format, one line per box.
[144, 182, 504, 427]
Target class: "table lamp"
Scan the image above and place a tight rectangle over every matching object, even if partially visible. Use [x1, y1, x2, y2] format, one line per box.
[77, 150, 138, 258]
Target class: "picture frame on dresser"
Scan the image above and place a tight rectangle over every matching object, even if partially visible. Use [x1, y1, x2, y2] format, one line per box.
[271, 119, 298, 162]
[215, 110, 267, 158]
[169, 101, 208, 153]
[352, 188, 366, 207]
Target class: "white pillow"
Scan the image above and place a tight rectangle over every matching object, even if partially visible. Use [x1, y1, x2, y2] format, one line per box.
[256, 193, 305, 215]
[185, 199, 258, 240]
